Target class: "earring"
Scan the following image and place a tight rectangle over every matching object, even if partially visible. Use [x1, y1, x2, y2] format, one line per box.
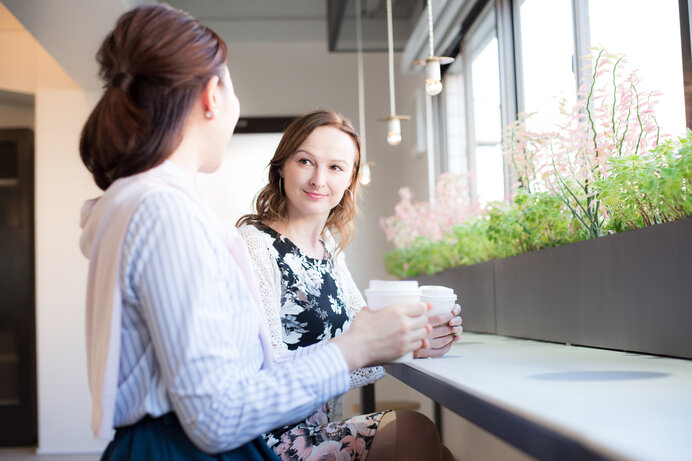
[337, 188, 354, 209]
[279, 177, 284, 195]
[204, 111, 213, 119]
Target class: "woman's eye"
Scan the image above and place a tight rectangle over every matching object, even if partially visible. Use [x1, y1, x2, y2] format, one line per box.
[330, 165, 343, 171]
[298, 158, 312, 165]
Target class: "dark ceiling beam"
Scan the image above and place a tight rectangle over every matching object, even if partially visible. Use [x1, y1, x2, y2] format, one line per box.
[328, 0, 350, 52]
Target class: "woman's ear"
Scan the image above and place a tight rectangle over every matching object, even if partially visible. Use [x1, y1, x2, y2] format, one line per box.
[201, 75, 220, 118]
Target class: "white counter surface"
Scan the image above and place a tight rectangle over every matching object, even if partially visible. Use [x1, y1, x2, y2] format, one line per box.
[386, 333, 692, 461]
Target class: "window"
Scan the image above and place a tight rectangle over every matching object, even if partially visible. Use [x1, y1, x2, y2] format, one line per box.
[444, 3, 505, 205]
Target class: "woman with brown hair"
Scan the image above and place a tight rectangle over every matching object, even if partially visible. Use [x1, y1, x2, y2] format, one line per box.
[79, 5, 432, 460]
[238, 110, 461, 460]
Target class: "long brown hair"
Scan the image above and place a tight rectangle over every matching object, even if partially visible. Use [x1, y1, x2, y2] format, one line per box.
[238, 110, 362, 251]
[79, 3, 228, 190]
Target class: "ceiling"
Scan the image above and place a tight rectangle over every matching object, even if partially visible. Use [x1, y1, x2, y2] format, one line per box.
[165, 0, 424, 52]
[2, 0, 426, 90]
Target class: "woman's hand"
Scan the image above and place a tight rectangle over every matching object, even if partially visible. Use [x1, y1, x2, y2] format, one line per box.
[331, 302, 431, 370]
[413, 304, 462, 359]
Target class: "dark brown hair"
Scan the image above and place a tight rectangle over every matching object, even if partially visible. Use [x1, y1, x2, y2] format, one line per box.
[80, 3, 228, 190]
[237, 110, 362, 251]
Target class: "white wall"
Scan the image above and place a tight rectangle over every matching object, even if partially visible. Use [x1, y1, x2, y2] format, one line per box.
[197, 133, 281, 226]
[34, 86, 104, 454]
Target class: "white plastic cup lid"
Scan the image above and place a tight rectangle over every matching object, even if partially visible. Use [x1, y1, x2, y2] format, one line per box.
[420, 285, 456, 299]
[368, 280, 419, 290]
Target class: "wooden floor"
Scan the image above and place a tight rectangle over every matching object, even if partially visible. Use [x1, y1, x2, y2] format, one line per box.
[0, 448, 99, 460]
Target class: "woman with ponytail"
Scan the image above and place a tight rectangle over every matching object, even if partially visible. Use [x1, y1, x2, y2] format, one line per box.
[79, 4, 433, 460]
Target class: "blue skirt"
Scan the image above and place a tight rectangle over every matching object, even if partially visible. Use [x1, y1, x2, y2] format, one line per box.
[101, 413, 279, 461]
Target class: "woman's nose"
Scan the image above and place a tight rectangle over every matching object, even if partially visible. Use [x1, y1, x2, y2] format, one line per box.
[310, 168, 326, 188]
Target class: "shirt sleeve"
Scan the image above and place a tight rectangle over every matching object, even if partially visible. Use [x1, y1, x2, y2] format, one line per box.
[129, 193, 350, 453]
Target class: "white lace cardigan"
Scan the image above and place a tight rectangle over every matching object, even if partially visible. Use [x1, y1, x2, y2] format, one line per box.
[238, 224, 385, 418]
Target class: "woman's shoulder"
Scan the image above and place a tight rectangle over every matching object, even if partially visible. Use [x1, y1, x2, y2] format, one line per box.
[237, 222, 260, 238]
[238, 222, 277, 254]
[238, 221, 272, 238]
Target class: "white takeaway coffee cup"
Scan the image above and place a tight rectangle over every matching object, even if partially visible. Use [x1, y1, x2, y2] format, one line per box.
[364, 280, 422, 362]
[420, 285, 457, 317]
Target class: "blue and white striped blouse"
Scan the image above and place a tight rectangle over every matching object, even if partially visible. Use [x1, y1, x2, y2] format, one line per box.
[113, 173, 349, 453]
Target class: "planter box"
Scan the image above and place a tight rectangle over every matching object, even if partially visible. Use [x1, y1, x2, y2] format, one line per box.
[415, 218, 692, 359]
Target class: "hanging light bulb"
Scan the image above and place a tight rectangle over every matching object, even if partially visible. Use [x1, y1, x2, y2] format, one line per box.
[425, 59, 443, 95]
[360, 162, 373, 185]
[379, 0, 409, 145]
[386, 118, 402, 146]
[413, 0, 454, 95]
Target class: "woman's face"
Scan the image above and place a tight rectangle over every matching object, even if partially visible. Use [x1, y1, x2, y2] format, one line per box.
[281, 125, 357, 223]
[201, 66, 240, 173]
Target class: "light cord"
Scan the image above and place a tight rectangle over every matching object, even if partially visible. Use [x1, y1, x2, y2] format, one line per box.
[355, 0, 367, 162]
[386, 0, 396, 116]
[427, 0, 435, 57]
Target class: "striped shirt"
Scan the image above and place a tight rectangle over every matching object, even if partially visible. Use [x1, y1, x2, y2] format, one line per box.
[113, 175, 350, 453]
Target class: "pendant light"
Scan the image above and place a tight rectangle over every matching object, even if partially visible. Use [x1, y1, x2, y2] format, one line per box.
[413, 0, 454, 95]
[379, 0, 409, 146]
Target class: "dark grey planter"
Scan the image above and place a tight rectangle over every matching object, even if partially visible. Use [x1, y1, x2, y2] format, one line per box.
[415, 217, 692, 359]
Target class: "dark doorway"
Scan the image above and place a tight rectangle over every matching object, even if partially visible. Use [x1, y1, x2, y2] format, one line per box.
[0, 128, 36, 446]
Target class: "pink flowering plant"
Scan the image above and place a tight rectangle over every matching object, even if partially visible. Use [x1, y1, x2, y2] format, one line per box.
[504, 48, 663, 238]
[381, 174, 493, 277]
[380, 173, 480, 248]
[382, 48, 690, 278]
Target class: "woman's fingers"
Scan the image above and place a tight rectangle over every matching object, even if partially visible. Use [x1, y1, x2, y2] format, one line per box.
[414, 340, 454, 358]
[427, 311, 454, 328]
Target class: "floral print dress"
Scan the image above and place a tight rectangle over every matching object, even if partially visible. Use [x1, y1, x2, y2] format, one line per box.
[254, 223, 389, 461]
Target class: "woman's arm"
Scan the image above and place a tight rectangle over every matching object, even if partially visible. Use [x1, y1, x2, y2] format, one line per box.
[238, 224, 291, 357]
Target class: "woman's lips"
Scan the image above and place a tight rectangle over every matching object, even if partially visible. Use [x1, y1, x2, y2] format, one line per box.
[304, 191, 326, 200]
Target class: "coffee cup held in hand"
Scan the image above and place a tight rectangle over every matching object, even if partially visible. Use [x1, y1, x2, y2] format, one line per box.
[364, 280, 422, 362]
[420, 285, 457, 317]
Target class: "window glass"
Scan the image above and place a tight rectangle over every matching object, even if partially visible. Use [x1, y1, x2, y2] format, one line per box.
[468, 6, 505, 204]
[588, 0, 685, 136]
[443, 60, 467, 176]
[518, 0, 576, 131]
[441, 5, 504, 205]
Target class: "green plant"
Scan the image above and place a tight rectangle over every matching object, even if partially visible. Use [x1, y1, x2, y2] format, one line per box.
[486, 190, 586, 258]
[596, 130, 692, 232]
